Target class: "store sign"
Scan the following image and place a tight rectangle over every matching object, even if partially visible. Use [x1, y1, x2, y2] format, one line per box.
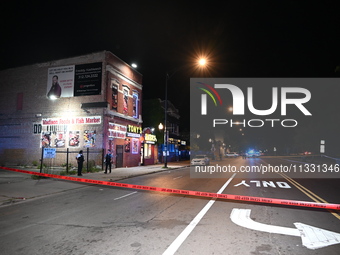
[127, 125, 142, 138]
[168, 138, 181, 144]
[127, 125, 142, 134]
[145, 134, 157, 144]
[108, 123, 127, 139]
[42, 116, 101, 125]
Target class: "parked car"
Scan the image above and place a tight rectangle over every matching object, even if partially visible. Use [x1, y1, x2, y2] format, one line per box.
[225, 152, 239, 157]
[191, 155, 210, 166]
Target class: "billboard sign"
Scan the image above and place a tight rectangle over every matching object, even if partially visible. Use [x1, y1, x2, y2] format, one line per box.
[47, 62, 102, 98]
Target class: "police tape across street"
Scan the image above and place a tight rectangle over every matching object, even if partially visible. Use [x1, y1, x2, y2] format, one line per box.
[1, 166, 340, 211]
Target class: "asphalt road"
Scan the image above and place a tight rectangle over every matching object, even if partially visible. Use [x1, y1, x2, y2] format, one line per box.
[0, 157, 340, 254]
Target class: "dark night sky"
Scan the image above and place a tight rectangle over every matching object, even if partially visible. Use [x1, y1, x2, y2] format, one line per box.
[1, 1, 339, 132]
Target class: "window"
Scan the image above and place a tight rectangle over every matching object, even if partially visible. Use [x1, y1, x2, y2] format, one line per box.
[112, 85, 118, 111]
[122, 86, 130, 115]
[144, 143, 152, 159]
[132, 91, 139, 118]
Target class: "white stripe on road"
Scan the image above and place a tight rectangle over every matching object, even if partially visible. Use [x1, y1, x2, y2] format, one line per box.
[163, 173, 237, 255]
[173, 176, 183, 180]
[113, 191, 137, 200]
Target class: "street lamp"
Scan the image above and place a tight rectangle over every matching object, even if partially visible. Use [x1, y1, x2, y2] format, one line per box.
[198, 58, 206, 66]
[162, 58, 207, 168]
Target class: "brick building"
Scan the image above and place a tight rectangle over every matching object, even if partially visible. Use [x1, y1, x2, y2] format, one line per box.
[0, 51, 144, 168]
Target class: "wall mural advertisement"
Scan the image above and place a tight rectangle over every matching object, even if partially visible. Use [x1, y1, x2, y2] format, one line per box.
[47, 62, 102, 98]
[41, 116, 100, 148]
[41, 130, 96, 148]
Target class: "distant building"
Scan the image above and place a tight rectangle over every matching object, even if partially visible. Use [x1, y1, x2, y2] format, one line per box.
[0, 51, 144, 168]
[143, 98, 187, 162]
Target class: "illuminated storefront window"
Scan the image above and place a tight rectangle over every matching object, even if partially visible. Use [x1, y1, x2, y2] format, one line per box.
[144, 143, 152, 158]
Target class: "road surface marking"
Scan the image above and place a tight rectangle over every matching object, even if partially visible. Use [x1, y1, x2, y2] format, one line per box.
[231, 208, 300, 236]
[173, 176, 183, 180]
[231, 208, 340, 250]
[113, 191, 137, 200]
[280, 173, 340, 220]
[163, 173, 236, 255]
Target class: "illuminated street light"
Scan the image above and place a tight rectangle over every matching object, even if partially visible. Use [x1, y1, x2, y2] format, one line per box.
[163, 58, 207, 168]
[198, 58, 206, 66]
[131, 63, 137, 68]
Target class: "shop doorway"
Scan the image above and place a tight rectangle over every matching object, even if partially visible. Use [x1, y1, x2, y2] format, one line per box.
[116, 145, 123, 168]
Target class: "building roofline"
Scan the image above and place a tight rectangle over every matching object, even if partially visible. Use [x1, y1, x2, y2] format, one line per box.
[0, 50, 143, 77]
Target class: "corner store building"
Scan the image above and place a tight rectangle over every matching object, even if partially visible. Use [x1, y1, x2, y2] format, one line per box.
[0, 51, 145, 167]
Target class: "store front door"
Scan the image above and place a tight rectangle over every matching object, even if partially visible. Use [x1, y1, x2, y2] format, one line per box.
[116, 145, 123, 168]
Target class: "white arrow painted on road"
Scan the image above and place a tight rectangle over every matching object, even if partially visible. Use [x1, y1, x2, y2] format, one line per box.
[230, 208, 340, 250]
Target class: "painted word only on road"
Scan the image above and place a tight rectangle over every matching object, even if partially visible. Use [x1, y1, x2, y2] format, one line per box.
[234, 180, 291, 188]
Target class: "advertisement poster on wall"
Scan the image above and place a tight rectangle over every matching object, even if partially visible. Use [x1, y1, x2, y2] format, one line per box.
[69, 131, 80, 147]
[47, 65, 75, 98]
[74, 62, 102, 96]
[47, 62, 102, 98]
[84, 130, 97, 148]
[41, 132, 51, 148]
[53, 131, 66, 147]
[131, 139, 139, 154]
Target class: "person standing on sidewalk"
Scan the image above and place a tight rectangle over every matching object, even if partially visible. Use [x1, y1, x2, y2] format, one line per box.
[76, 150, 85, 176]
[104, 149, 112, 174]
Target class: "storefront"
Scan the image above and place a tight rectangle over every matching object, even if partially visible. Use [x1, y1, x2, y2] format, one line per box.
[141, 128, 158, 166]
[107, 123, 142, 167]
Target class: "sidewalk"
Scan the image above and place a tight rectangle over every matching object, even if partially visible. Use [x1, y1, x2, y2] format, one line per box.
[80, 161, 190, 181]
[0, 161, 190, 206]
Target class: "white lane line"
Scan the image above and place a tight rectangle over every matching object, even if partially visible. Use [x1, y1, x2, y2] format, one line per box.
[163, 173, 237, 255]
[173, 176, 183, 180]
[114, 191, 137, 200]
